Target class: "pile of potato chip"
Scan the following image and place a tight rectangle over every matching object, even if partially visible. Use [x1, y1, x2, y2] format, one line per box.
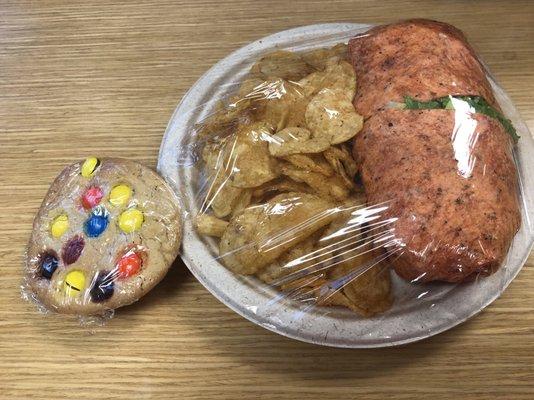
[193, 45, 392, 317]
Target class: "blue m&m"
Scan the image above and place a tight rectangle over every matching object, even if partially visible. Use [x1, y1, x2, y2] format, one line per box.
[39, 251, 59, 280]
[90, 270, 115, 303]
[84, 206, 109, 238]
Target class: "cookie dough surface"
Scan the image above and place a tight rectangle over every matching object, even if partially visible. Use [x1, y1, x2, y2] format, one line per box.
[25, 157, 182, 315]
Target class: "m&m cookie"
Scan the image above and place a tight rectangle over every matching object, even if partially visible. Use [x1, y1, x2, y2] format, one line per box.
[24, 157, 182, 315]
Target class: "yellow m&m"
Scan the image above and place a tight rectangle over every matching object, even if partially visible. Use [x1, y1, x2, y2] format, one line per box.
[109, 184, 132, 207]
[50, 214, 69, 238]
[81, 157, 100, 178]
[118, 208, 144, 233]
[63, 270, 86, 297]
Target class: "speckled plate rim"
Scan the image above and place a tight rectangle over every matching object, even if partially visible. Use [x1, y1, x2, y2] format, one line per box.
[158, 23, 534, 348]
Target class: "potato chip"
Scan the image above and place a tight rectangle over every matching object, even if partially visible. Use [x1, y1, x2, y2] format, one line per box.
[323, 61, 356, 99]
[280, 163, 350, 201]
[297, 61, 356, 99]
[282, 153, 334, 177]
[315, 285, 354, 309]
[323, 147, 354, 189]
[236, 77, 268, 99]
[343, 267, 392, 317]
[280, 273, 351, 308]
[223, 79, 294, 132]
[200, 135, 249, 217]
[312, 199, 366, 269]
[334, 161, 354, 189]
[281, 137, 332, 156]
[319, 204, 361, 245]
[225, 122, 279, 188]
[331, 43, 349, 57]
[270, 126, 311, 146]
[327, 247, 392, 317]
[305, 88, 363, 145]
[268, 127, 331, 157]
[219, 192, 335, 275]
[300, 43, 348, 71]
[334, 144, 359, 178]
[197, 97, 253, 139]
[231, 189, 252, 216]
[194, 214, 229, 237]
[202, 140, 225, 171]
[239, 79, 284, 102]
[251, 177, 312, 200]
[251, 79, 308, 131]
[281, 274, 327, 293]
[296, 71, 327, 98]
[204, 170, 244, 218]
[256, 229, 325, 284]
[250, 50, 315, 81]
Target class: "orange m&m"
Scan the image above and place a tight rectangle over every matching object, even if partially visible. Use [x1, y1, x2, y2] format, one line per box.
[116, 251, 143, 279]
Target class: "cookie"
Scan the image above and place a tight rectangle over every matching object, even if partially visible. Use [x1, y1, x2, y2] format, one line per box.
[24, 157, 182, 315]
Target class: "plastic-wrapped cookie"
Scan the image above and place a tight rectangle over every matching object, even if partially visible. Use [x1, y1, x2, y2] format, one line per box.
[24, 157, 182, 315]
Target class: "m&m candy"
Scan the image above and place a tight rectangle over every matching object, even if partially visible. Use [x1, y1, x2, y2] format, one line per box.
[81, 157, 100, 178]
[50, 214, 69, 238]
[63, 270, 86, 297]
[89, 270, 115, 303]
[39, 251, 59, 280]
[109, 184, 132, 207]
[81, 186, 104, 209]
[62, 235, 85, 265]
[118, 208, 144, 233]
[84, 206, 109, 238]
[117, 250, 143, 279]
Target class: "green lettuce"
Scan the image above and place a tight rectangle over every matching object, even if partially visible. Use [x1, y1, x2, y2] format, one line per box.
[403, 95, 519, 142]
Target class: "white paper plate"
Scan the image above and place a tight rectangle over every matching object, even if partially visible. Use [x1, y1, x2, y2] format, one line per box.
[158, 23, 534, 347]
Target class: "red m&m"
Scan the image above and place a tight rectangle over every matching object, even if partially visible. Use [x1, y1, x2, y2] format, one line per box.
[82, 186, 104, 209]
[116, 250, 143, 279]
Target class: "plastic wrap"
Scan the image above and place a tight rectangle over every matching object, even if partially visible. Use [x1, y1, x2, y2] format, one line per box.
[158, 21, 534, 347]
[22, 157, 182, 320]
